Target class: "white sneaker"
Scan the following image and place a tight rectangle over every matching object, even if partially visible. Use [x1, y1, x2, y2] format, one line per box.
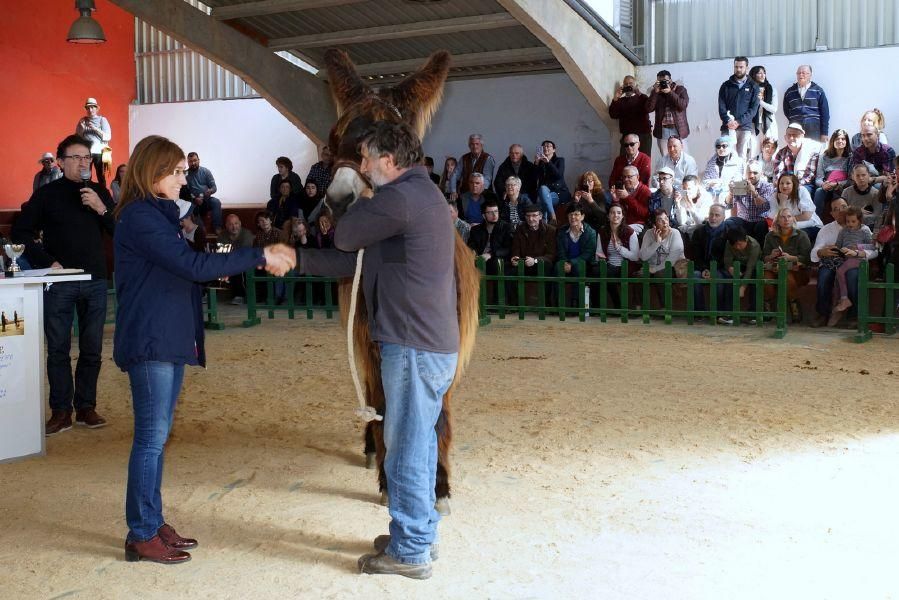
[230, 296, 245, 305]
[717, 316, 734, 325]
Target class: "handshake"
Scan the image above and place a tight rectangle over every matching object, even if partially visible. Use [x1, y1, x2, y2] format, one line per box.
[262, 243, 297, 277]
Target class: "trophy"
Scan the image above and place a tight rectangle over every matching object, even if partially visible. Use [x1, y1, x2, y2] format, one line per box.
[211, 243, 232, 288]
[3, 244, 25, 275]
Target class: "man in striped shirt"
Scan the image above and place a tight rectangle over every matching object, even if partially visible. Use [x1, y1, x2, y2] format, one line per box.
[783, 65, 830, 142]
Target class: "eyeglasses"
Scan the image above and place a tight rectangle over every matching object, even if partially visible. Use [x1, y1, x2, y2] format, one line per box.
[715, 144, 729, 149]
[64, 154, 92, 162]
[41, 159, 53, 163]
[623, 142, 638, 147]
[484, 209, 499, 215]
[623, 174, 638, 179]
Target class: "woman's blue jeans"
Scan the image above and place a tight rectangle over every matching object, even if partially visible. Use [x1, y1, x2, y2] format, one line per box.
[538, 185, 560, 221]
[125, 361, 184, 541]
[379, 342, 457, 565]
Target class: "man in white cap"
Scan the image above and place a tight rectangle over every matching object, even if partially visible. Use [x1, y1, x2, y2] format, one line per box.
[75, 97, 112, 188]
[772, 122, 821, 198]
[33, 152, 62, 192]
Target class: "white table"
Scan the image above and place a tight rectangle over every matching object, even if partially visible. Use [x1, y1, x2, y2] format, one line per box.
[0, 273, 91, 463]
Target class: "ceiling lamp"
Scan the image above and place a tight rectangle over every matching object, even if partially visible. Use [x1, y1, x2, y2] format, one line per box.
[67, 0, 106, 44]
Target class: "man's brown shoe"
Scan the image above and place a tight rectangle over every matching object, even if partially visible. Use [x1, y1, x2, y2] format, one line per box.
[75, 408, 107, 429]
[158, 523, 198, 550]
[358, 551, 431, 579]
[125, 535, 191, 564]
[45, 410, 73, 436]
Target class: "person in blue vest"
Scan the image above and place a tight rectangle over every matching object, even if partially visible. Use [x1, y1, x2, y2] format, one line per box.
[783, 65, 830, 143]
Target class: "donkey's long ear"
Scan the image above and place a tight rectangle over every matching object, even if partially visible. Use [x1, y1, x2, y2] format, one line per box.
[324, 48, 371, 116]
[394, 51, 451, 138]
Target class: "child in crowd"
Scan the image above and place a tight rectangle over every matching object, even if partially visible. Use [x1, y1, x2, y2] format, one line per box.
[830, 206, 873, 317]
[841, 163, 882, 227]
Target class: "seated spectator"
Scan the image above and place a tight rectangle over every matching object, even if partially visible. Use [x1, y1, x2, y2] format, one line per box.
[649, 167, 682, 230]
[494, 144, 537, 200]
[424, 156, 440, 185]
[690, 204, 732, 320]
[287, 217, 313, 249]
[675, 174, 714, 236]
[597, 203, 640, 308]
[468, 198, 512, 276]
[109, 163, 126, 203]
[449, 133, 496, 201]
[439, 157, 458, 199]
[825, 206, 874, 325]
[448, 198, 470, 243]
[722, 228, 762, 315]
[535, 140, 571, 224]
[849, 124, 896, 186]
[652, 136, 697, 187]
[186, 152, 223, 233]
[459, 173, 489, 225]
[556, 202, 598, 280]
[611, 165, 651, 234]
[266, 180, 299, 230]
[849, 109, 888, 152]
[754, 137, 778, 183]
[573, 171, 608, 231]
[510, 202, 557, 275]
[703, 136, 746, 203]
[311, 210, 335, 249]
[772, 123, 821, 197]
[33, 152, 63, 192]
[254, 210, 283, 247]
[879, 177, 899, 270]
[769, 173, 822, 243]
[306, 145, 333, 194]
[298, 180, 321, 222]
[180, 212, 206, 253]
[608, 133, 651, 189]
[724, 161, 773, 247]
[762, 208, 811, 321]
[639, 209, 687, 308]
[217, 213, 255, 304]
[270, 156, 303, 204]
[811, 197, 879, 327]
[841, 163, 884, 227]
[499, 176, 530, 231]
[610, 75, 652, 157]
[814, 129, 852, 219]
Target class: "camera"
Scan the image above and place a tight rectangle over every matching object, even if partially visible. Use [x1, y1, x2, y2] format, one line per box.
[577, 184, 589, 193]
[658, 80, 670, 91]
[731, 179, 750, 196]
[622, 85, 634, 94]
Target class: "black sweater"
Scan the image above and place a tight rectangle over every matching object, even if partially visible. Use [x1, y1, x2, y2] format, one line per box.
[12, 176, 115, 278]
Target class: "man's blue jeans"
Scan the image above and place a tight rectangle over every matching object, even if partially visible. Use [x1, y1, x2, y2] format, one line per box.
[817, 265, 859, 317]
[43, 279, 108, 411]
[126, 361, 184, 541]
[380, 342, 457, 565]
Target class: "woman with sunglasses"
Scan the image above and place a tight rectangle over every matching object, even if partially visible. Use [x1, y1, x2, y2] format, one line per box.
[702, 136, 746, 205]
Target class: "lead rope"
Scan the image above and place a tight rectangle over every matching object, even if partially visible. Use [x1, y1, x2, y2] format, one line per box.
[349, 248, 382, 422]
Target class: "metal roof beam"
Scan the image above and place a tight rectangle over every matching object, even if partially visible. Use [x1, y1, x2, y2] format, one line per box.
[212, 0, 366, 21]
[269, 13, 519, 50]
[345, 47, 555, 78]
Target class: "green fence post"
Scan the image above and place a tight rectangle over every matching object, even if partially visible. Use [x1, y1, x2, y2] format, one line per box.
[496, 259, 507, 320]
[598, 260, 608, 323]
[729, 260, 740, 326]
[285, 275, 296, 320]
[204, 287, 225, 330]
[577, 264, 587, 322]
[854, 260, 872, 342]
[685, 260, 696, 325]
[536, 260, 547, 321]
[516, 260, 526, 320]
[476, 256, 491, 326]
[773, 259, 787, 339]
[641, 262, 651, 324]
[620, 260, 630, 324]
[885, 263, 896, 336]
[242, 268, 261, 327]
[754, 261, 765, 327]
[663, 261, 673, 325]
[323, 279, 334, 319]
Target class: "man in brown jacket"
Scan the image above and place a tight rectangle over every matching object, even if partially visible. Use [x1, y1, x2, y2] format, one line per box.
[645, 69, 690, 156]
[510, 203, 557, 305]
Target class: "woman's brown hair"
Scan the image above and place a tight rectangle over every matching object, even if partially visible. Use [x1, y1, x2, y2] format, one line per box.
[114, 135, 186, 219]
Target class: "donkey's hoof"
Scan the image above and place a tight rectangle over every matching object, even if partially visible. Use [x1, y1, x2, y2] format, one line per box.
[435, 497, 451, 516]
[379, 491, 389, 507]
[365, 452, 376, 470]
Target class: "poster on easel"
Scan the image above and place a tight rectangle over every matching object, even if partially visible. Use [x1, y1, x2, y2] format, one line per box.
[0, 295, 26, 406]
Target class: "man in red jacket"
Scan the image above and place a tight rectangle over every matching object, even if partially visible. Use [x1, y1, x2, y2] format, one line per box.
[611, 165, 651, 234]
[608, 134, 651, 189]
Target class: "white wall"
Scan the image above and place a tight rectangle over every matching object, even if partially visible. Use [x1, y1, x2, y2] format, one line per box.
[635, 45, 899, 169]
[129, 99, 320, 205]
[129, 72, 611, 203]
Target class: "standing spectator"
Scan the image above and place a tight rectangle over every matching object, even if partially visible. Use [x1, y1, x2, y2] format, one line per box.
[449, 133, 496, 200]
[448, 198, 470, 243]
[724, 161, 774, 246]
[652, 136, 697, 187]
[493, 144, 537, 200]
[573, 171, 609, 231]
[772, 123, 821, 197]
[217, 213, 255, 305]
[645, 69, 690, 155]
[305, 145, 333, 194]
[611, 165, 651, 234]
[439, 157, 458, 199]
[749, 65, 779, 155]
[849, 109, 888, 152]
[610, 75, 652, 158]
[813, 129, 852, 219]
[849, 124, 896, 186]
[270, 156, 303, 204]
[754, 138, 778, 183]
[11, 134, 114, 435]
[534, 140, 571, 224]
[75, 97, 111, 188]
[762, 208, 812, 322]
[782, 65, 830, 142]
[186, 152, 223, 234]
[110, 164, 127, 204]
[608, 133, 652, 189]
[33, 152, 62, 192]
[717, 56, 760, 161]
[703, 136, 746, 203]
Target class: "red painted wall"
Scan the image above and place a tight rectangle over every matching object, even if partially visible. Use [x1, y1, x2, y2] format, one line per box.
[0, 0, 135, 209]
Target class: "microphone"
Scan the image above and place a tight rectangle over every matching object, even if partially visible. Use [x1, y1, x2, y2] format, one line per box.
[80, 168, 93, 211]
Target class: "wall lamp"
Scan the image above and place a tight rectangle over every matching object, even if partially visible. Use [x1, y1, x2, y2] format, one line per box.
[67, 0, 106, 44]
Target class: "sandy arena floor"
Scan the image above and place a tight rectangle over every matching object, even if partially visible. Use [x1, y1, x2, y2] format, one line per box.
[2, 310, 899, 599]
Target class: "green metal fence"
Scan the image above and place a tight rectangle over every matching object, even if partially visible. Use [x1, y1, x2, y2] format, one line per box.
[476, 257, 790, 338]
[855, 261, 899, 342]
[242, 268, 340, 327]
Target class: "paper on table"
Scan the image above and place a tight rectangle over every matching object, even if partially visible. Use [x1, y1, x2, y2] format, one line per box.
[17, 268, 85, 277]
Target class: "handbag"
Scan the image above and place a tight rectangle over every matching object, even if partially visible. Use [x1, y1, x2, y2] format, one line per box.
[876, 223, 895, 244]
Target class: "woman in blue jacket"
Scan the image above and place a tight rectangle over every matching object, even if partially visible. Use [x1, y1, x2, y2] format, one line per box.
[114, 135, 293, 564]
